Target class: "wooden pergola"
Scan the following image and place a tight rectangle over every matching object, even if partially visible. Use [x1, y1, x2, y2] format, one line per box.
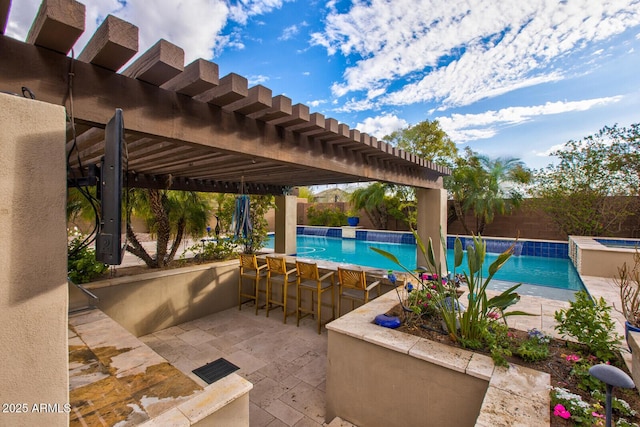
[0, 0, 449, 196]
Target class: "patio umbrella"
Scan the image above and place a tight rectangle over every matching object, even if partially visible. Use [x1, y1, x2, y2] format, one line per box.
[232, 194, 252, 239]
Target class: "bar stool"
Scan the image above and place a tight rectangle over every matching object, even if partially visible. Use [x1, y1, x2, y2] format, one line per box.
[296, 261, 335, 334]
[266, 256, 297, 323]
[238, 253, 267, 314]
[337, 267, 381, 316]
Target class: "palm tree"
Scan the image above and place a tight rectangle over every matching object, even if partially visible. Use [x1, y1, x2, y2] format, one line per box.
[349, 183, 402, 229]
[446, 149, 531, 234]
[126, 189, 209, 268]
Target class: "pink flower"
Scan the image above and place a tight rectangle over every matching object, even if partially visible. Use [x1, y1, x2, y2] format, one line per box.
[592, 412, 605, 419]
[565, 354, 580, 362]
[554, 404, 571, 419]
[487, 312, 500, 320]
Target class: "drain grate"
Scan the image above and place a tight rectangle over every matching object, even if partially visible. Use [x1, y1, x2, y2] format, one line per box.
[192, 358, 240, 385]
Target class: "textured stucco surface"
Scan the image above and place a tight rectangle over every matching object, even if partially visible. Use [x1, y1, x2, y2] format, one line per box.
[0, 94, 68, 426]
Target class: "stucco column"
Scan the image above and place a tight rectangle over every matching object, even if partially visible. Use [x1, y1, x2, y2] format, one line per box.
[274, 194, 297, 255]
[416, 187, 448, 274]
[0, 94, 68, 426]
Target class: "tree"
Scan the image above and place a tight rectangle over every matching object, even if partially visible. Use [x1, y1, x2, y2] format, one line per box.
[296, 186, 316, 202]
[349, 183, 403, 229]
[126, 189, 210, 268]
[382, 119, 459, 227]
[383, 119, 458, 167]
[446, 148, 532, 234]
[531, 123, 640, 236]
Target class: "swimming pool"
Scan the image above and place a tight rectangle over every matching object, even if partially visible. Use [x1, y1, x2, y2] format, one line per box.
[265, 234, 584, 300]
[595, 238, 640, 249]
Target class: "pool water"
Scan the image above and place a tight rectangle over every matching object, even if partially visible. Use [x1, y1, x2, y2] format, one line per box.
[266, 235, 584, 294]
[595, 238, 640, 249]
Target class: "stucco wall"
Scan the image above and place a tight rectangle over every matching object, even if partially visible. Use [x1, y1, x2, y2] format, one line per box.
[326, 331, 487, 426]
[84, 261, 240, 337]
[0, 94, 69, 426]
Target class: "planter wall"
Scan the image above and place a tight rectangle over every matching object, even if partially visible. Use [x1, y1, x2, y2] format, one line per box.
[82, 260, 239, 337]
[326, 290, 550, 426]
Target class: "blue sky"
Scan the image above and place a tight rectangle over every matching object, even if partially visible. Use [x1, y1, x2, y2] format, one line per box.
[6, 0, 640, 170]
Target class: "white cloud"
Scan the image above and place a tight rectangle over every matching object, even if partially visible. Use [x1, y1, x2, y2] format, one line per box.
[248, 75, 270, 85]
[279, 21, 308, 41]
[307, 99, 327, 107]
[436, 96, 623, 143]
[6, 0, 291, 65]
[534, 143, 565, 157]
[355, 114, 409, 139]
[228, 0, 293, 25]
[334, 98, 375, 112]
[279, 24, 300, 41]
[312, 0, 640, 109]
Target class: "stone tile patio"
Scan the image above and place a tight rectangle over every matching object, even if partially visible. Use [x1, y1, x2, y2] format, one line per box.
[69, 270, 628, 426]
[140, 304, 331, 427]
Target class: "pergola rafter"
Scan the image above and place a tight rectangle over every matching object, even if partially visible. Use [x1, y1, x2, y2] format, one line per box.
[0, 0, 449, 196]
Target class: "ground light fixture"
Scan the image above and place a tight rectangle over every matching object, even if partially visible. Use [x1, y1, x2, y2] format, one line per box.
[589, 364, 635, 427]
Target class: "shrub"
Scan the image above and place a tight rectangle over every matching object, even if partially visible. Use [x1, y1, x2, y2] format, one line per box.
[196, 239, 236, 261]
[67, 229, 108, 284]
[554, 290, 621, 361]
[516, 329, 551, 362]
[306, 206, 347, 226]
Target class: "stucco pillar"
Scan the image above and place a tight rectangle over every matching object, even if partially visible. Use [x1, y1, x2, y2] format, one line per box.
[416, 187, 448, 274]
[274, 195, 297, 254]
[0, 94, 68, 426]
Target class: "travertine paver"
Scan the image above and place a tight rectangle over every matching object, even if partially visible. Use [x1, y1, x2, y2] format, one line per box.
[141, 304, 328, 427]
[135, 273, 626, 427]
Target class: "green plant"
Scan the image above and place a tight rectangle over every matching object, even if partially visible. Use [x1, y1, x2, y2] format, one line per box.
[516, 329, 551, 363]
[67, 229, 108, 284]
[615, 249, 640, 327]
[592, 389, 638, 419]
[406, 283, 439, 318]
[571, 359, 605, 393]
[554, 290, 622, 361]
[306, 205, 347, 226]
[235, 195, 274, 254]
[195, 239, 236, 262]
[372, 230, 530, 354]
[483, 319, 514, 367]
[451, 234, 530, 346]
[551, 387, 598, 426]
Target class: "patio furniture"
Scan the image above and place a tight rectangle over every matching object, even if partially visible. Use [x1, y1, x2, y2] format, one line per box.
[337, 267, 381, 316]
[238, 253, 267, 314]
[266, 256, 297, 323]
[295, 261, 336, 334]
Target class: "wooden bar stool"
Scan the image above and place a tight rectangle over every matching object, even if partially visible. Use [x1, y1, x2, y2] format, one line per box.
[337, 267, 381, 316]
[295, 261, 335, 334]
[238, 253, 267, 314]
[265, 256, 297, 323]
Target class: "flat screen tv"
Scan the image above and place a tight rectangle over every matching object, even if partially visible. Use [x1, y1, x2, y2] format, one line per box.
[96, 108, 127, 265]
